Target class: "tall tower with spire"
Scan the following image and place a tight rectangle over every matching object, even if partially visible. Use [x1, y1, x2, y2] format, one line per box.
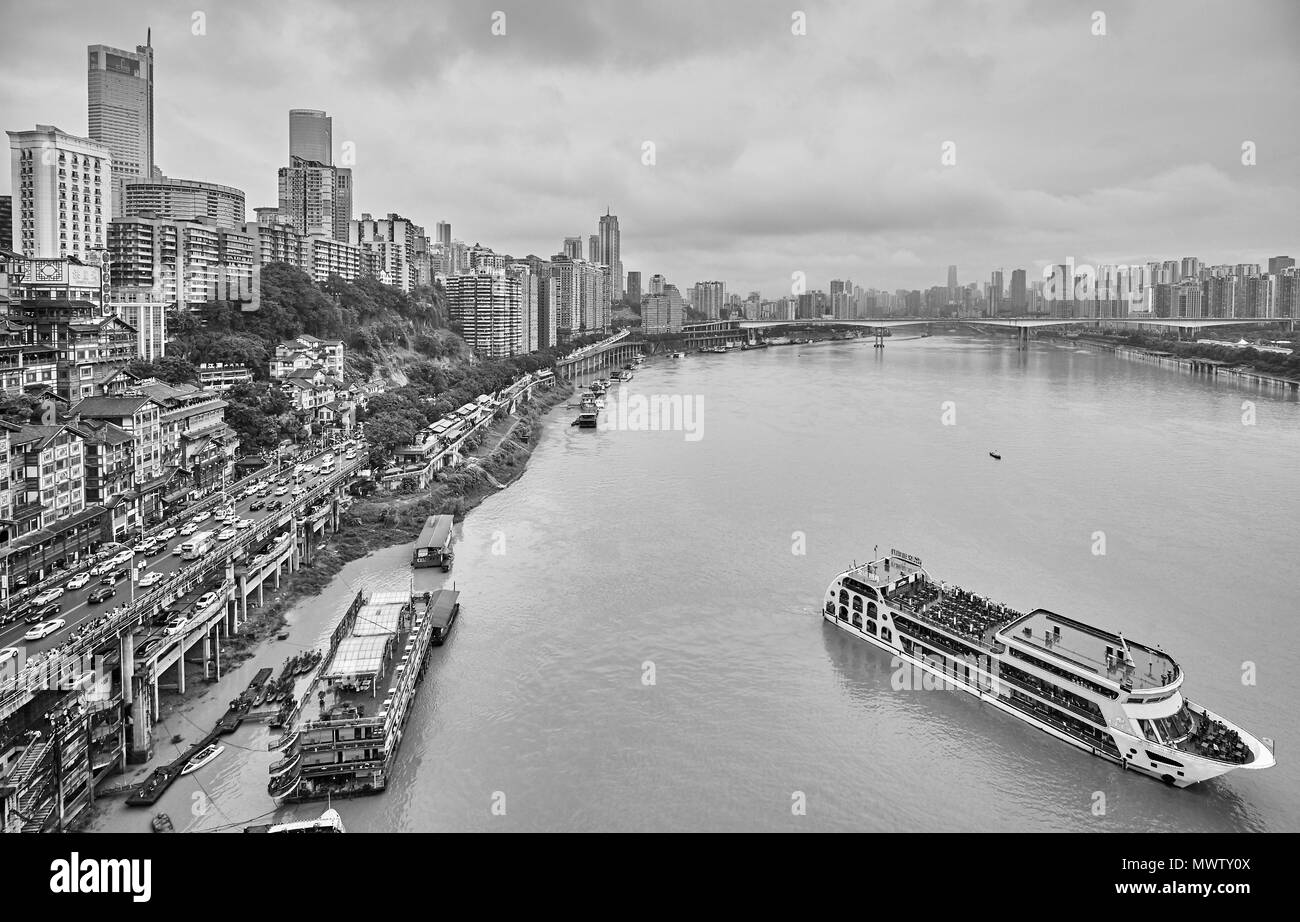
[88, 29, 155, 217]
[598, 208, 622, 301]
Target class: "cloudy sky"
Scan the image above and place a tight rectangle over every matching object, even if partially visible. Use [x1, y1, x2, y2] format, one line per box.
[3, 0, 1297, 296]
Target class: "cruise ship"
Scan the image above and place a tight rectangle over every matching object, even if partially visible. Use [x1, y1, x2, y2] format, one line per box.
[823, 551, 1275, 787]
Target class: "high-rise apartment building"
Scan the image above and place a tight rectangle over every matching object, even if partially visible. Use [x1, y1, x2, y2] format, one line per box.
[947, 265, 958, 302]
[1267, 256, 1295, 276]
[1010, 268, 1026, 311]
[278, 155, 353, 242]
[445, 267, 523, 357]
[562, 236, 583, 260]
[626, 270, 641, 304]
[87, 34, 154, 217]
[0, 196, 11, 251]
[8, 126, 113, 260]
[587, 234, 600, 264]
[288, 109, 332, 163]
[124, 176, 245, 228]
[436, 222, 452, 247]
[349, 212, 424, 293]
[691, 281, 726, 319]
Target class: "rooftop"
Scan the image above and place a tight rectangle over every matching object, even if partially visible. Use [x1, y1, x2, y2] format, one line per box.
[1000, 609, 1179, 691]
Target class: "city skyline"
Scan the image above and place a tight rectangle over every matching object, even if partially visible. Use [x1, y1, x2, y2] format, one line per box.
[1, 0, 1298, 297]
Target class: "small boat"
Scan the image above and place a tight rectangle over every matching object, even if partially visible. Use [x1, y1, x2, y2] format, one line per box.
[151, 813, 174, 833]
[989, 451, 1002, 460]
[181, 743, 225, 775]
[253, 687, 267, 707]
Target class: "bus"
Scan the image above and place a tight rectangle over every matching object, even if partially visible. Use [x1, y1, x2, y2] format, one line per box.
[180, 531, 215, 561]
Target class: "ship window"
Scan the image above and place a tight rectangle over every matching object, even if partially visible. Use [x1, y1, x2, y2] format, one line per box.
[852, 613, 862, 628]
[852, 596, 863, 613]
[867, 602, 877, 618]
[838, 589, 849, 605]
[866, 620, 877, 635]
[825, 601, 835, 615]
[838, 606, 848, 621]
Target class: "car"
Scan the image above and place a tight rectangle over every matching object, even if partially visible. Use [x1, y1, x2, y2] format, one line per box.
[110, 549, 133, 567]
[158, 527, 178, 541]
[24, 619, 66, 641]
[12, 575, 29, 589]
[257, 483, 273, 496]
[292, 487, 306, 497]
[162, 615, 189, 637]
[267, 500, 284, 512]
[136, 638, 163, 659]
[216, 529, 235, 541]
[66, 572, 91, 591]
[2, 602, 31, 626]
[32, 586, 65, 605]
[101, 570, 127, 585]
[274, 485, 289, 496]
[235, 518, 254, 530]
[88, 586, 116, 604]
[132, 539, 152, 554]
[249, 500, 265, 512]
[195, 591, 218, 610]
[191, 511, 210, 524]
[31, 601, 61, 621]
[179, 522, 198, 536]
[89, 560, 115, 577]
[138, 572, 163, 588]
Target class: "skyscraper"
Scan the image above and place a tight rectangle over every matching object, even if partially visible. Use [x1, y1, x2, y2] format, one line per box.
[588, 234, 600, 263]
[626, 270, 641, 304]
[1268, 256, 1295, 276]
[598, 210, 622, 300]
[1010, 268, 1027, 311]
[562, 237, 583, 260]
[289, 109, 332, 164]
[0, 196, 10, 251]
[989, 269, 1004, 314]
[8, 125, 113, 259]
[947, 265, 958, 302]
[436, 222, 452, 247]
[88, 33, 154, 218]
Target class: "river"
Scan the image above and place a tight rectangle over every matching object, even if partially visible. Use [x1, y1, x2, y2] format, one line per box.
[89, 335, 1300, 833]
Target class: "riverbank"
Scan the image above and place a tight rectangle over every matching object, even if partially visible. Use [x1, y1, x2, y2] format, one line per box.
[1048, 334, 1300, 393]
[97, 383, 574, 778]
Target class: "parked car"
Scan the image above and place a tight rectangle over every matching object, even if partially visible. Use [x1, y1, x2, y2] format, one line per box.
[138, 572, 163, 588]
[32, 586, 65, 605]
[24, 619, 66, 641]
[88, 586, 116, 604]
[66, 572, 91, 591]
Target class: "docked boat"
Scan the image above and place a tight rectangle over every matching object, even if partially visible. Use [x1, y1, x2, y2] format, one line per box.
[822, 550, 1276, 787]
[575, 408, 599, 428]
[180, 743, 225, 775]
[151, 813, 174, 833]
[670, 351, 685, 359]
[268, 589, 449, 803]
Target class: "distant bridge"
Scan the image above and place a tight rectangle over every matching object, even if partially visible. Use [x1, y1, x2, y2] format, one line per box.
[737, 317, 1289, 332]
[736, 316, 1291, 348]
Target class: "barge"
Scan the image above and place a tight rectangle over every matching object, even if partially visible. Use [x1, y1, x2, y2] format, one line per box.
[412, 514, 454, 571]
[267, 588, 459, 803]
[823, 550, 1275, 787]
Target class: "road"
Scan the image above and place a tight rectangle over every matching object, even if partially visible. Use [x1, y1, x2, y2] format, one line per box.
[0, 440, 362, 658]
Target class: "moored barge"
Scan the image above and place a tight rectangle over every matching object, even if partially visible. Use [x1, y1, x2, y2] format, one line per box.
[267, 588, 459, 802]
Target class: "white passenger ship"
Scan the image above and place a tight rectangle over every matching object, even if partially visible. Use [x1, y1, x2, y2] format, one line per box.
[823, 551, 1275, 787]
